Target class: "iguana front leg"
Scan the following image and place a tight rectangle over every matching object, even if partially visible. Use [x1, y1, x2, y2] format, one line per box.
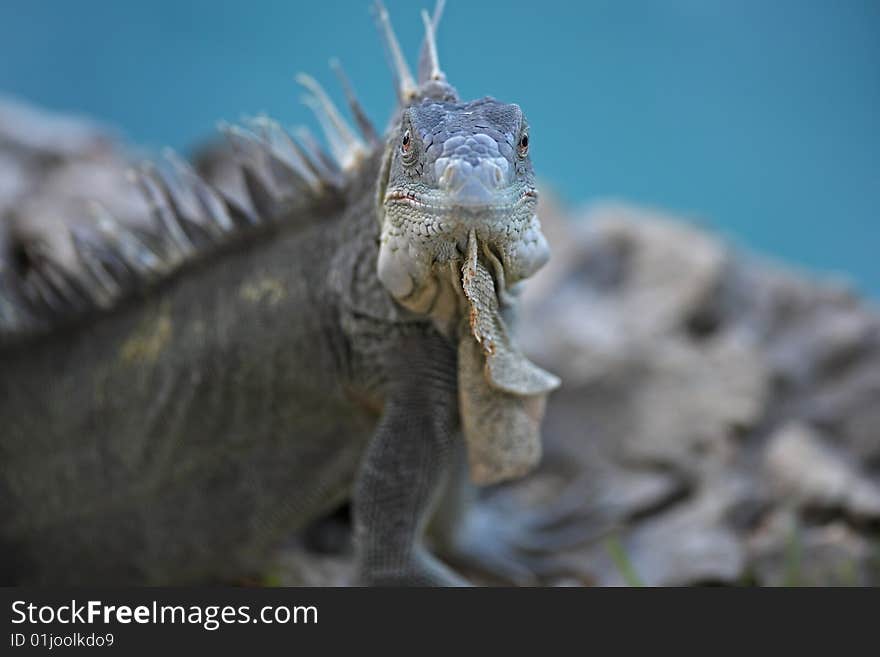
[429, 445, 616, 586]
[352, 332, 467, 586]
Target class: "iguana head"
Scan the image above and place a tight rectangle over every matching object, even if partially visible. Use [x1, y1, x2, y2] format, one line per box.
[377, 96, 549, 320]
[374, 5, 549, 329]
[373, 3, 559, 485]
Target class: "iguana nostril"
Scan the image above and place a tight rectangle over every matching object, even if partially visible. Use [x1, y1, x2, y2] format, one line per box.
[437, 158, 508, 198]
[437, 159, 473, 191]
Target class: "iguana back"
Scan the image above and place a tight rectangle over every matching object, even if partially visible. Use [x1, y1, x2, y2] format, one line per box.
[0, 148, 389, 582]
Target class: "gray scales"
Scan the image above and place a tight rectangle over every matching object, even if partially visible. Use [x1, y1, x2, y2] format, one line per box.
[0, 2, 584, 585]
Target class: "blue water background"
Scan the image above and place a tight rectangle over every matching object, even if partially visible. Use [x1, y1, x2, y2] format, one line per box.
[1, 1, 877, 293]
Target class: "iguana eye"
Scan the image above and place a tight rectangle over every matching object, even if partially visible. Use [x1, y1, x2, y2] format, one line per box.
[401, 129, 412, 153]
[518, 132, 529, 157]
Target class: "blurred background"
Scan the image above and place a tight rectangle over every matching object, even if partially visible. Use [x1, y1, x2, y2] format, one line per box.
[1, 1, 879, 586]
[1, 0, 877, 294]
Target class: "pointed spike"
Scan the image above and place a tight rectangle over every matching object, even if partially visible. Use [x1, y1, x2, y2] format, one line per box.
[0, 234, 45, 326]
[70, 226, 127, 305]
[264, 147, 316, 201]
[88, 201, 167, 277]
[268, 120, 328, 192]
[246, 115, 322, 195]
[128, 224, 174, 268]
[176, 208, 215, 247]
[240, 164, 278, 222]
[151, 164, 193, 223]
[134, 164, 194, 257]
[266, 145, 317, 199]
[149, 163, 203, 248]
[300, 92, 350, 169]
[23, 270, 63, 316]
[131, 167, 178, 255]
[217, 188, 259, 229]
[219, 122, 290, 218]
[296, 72, 366, 168]
[83, 231, 138, 293]
[189, 175, 237, 233]
[30, 251, 91, 313]
[294, 126, 343, 187]
[160, 146, 218, 217]
[433, 0, 447, 29]
[162, 149, 231, 235]
[419, 6, 444, 83]
[373, 0, 417, 102]
[218, 122, 260, 161]
[249, 116, 322, 194]
[18, 244, 75, 315]
[330, 58, 379, 145]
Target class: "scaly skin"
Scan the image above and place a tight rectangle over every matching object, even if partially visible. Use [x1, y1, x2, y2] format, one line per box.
[0, 4, 562, 585]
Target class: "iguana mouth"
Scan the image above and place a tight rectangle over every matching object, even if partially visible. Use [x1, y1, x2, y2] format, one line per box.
[384, 187, 537, 213]
[377, 198, 549, 320]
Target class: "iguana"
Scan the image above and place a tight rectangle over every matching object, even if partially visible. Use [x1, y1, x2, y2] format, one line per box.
[0, 2, 572, 585]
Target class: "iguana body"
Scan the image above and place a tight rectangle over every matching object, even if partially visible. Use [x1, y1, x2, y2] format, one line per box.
[0, 3, 562, 585]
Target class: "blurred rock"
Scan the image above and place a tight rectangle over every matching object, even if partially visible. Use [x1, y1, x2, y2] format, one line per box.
[0, 97, 153, 272]
[592, 466, 687, 519]
[0, 95, 114, 159]
[0, 152, 31, 216]
[617, 504, 746, 586]
[747, 509, 878, 586]
[764, 422, 880, 520]
[520, 200, 880, 586]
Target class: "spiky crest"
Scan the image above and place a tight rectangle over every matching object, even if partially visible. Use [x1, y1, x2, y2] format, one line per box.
[0, 3, 452, 344]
